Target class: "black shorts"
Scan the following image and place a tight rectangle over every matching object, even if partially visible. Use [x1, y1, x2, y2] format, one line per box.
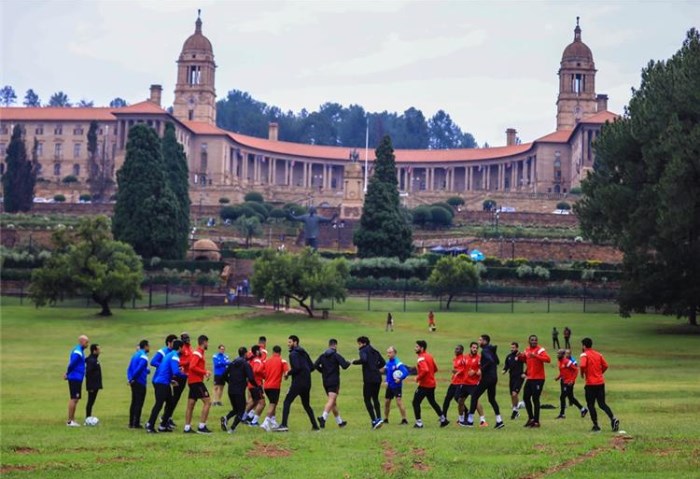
[248, 387, 264, 402]
[509, 376, 525, 394]
[324, 384, 340, 395]
[214, 375, 225, 386]
[188, 382, 209, 400]
[385, 387, 403, 399]
[457, 384, 478, 399]
[68, 380, 82, 399]
[265, 388, 280, 404]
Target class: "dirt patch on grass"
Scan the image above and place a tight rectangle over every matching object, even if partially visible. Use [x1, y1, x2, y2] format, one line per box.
[1, 465, 36, 473]
[10, 446, 37, 454]
[96, 456, 134, 464]
[411, 448, 430, 471]
[382, 441, 399, 473]
[246, 440, 292, 458]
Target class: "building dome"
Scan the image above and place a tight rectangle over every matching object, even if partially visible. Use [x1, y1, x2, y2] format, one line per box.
[181, 14, 212, 55]
[561, 19, 593, 63]
[190, 238, 220, 261]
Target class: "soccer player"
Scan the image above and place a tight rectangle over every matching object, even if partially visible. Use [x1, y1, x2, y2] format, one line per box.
[412, 340, 448, 428]
[146, 340, 183, 433]
[352, 336, 386, 429]
[127, 339, 150, 429]
[183, 335, 213, 434]
[150, 334, 177, 370]
[314, 338, 351, 428]
[563, 327, 572, 350]
[580, 338, 620, 432]
[221, 346, 259, 433]
[383, 346, 409, 425]
[555, 349, 587, 419]
[518, 334, 551, 428]
[386, 313, 394, 332]
[258, 336, 268, 360]
[260, 345, 288, 431]
[428, 311, 436, 332]
[275, 335, 319, 432]
[441, 344, 468, 424]
[460, 342, 486, 426]
[466, 335, 504, 429]
[85, 343, 102, 421]
[244, 345, 266, 426]
[212, 344, 229, 407]
[65, 334, 89, 426]
[552, 327, 561, 349]
[502, 341, 525, 419]
[168, 332, 192, 428]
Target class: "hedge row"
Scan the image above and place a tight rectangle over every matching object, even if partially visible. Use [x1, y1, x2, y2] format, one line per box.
[483, 267, 621, 282]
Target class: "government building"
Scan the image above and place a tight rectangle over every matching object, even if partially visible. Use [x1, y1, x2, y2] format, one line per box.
[0, 15, 616, 209]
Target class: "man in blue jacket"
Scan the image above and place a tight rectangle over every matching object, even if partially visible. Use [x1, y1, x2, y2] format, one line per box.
[127, 339, 150, 429]
[65, 335, 89, 427]
[212, 344, 229, 407]
[151, 334, 177, 370]
[382, 346, 409, 425]
[146, 340, 183, 433]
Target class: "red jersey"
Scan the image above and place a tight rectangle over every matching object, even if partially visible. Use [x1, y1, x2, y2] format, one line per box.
[428, 312, 435, 325]
[248, 356, 266, 389]
[580, 348, 608, 386]
[557, 357, 578, 384]
[464, 353, 481, 386]
[416, 352, 438, 388]
[263, 354, 288, 389]
[519, 346, 551, 380]
[179, 343, 193, 375]
[188, 347, 208, 385]
[451, 355, 469, 385]
[258, 344, 268, 361]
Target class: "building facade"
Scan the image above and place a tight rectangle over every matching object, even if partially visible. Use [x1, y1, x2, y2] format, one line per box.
[0, 15, 616, 206]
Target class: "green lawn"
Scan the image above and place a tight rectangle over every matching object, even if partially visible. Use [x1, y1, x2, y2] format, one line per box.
[1, 297, 698, 478]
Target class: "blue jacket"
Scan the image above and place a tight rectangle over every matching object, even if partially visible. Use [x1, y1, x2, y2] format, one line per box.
[150, 347, 171, 370]
[153, 350, 181, 385]
[127, 349, 150, 386]
[384, 357, 409, 390]
[212, 352, 230, 376]
[66, 344, 86, 382]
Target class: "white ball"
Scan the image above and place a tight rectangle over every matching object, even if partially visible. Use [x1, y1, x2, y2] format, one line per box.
[392, 370, 403, 381]
[85, 416, 99, 426]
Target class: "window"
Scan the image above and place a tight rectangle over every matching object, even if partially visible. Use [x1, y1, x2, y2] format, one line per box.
[572, 73, 583, 94]
[54, 163, 61, 176]
[54, 143, 63, 159]
[73, 125, 84, 135]
[73, 164, 80, 176]
[554, 159, 562, 179]
[73, 143, 81, 158]
[35, 125, 44, 135]
[0, 126, 8, 135]
[188, 110, 194, 120]
[36, 143, 43, 157]
[188, 65, 202, 85]
[54, 125, 63, 135]
[200, 143, 208, 172]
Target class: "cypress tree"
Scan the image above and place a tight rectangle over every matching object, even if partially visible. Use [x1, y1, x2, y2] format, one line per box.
[2, 125, 37, 212]
[161, 122, 190, 258]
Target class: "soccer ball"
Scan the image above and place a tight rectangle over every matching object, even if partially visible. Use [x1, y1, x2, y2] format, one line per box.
[84, 416, 100, 426]
[392, 370, 403, 381]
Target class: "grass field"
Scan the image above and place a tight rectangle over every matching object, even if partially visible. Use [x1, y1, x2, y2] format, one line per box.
[1, 297, 699, 478]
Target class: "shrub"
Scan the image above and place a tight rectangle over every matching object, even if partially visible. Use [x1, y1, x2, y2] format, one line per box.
[430, 206, 453, 227]
[243, 201, 268, 220]
[581, 269, 596, 281]
[220, 206, 243, 221]
[516, 264, 533, 278]
[533, 266, 551, 279]
[483, 199, 497, 211]
[556, 201, 571, 210]
[219, 197, 231, 204]
[412, 206, 432, 227]
[244, 191, 264, 203]
[79, 193, 91, 202]
[283, 203, 305, 214]
[431, 202, 455, 218]
[447, 196, 465, 207]
[269, 208, 287, 220]
[53, 194, 66, 202]
[62, 175, 78, 183]
[569, 186, 582, 195]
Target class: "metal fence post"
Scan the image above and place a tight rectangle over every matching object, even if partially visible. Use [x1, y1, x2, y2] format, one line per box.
[475, 287, 479, 313]
[403, 279, 407, 313]
[148, 283, 153, 309]
[19, 283, 24, 305]
[547, 286, 550, 313]
[583, 283, 587, 313]
[511, 286, 515, 313]
[166, 284, 170, 309]
[367, 289, 371, 311]
[201, 284, 205, 308]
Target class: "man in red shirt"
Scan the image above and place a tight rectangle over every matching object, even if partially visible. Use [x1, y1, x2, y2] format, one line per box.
[244, 345, 266, 426]
[442, 343, 485, 426]
[260, 345, 288, 431]
[183, 334, 212, 434]
[412, 340, 448, 428]
[518, 334, 551, 427]
[580, 338, 619, 432]
[555, 349, 587, 419]
[258, 336, 268, 361]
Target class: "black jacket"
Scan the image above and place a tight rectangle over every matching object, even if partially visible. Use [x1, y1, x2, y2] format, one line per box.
[352, 344, 385, 384]
[288, 346, 314, 386]
[224, 357, 258, 394]
[480, 344, 500, 382]
[503, 351, 524, 379]
[85, 354, 102, 390]
[314, 348, 351, 387]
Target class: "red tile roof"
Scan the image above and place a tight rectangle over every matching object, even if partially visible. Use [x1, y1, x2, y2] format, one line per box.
[580, 110, 618, 124]
[535, 130, 573, 143]
[111, 100, 168, 115]
[181, 120, 227, 135]
[0, 107, 116, 121]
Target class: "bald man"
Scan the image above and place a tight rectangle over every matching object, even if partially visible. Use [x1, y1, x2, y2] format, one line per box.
[65, 335, 89, 426]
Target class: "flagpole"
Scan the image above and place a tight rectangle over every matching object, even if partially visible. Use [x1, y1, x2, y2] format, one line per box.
[364, 116, 369, 193]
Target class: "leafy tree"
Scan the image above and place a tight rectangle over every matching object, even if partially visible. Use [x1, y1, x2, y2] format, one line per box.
[112, 124, 184, 259]
[161, 122, 191, 257]
[251, 248, 349, 317]
[220, 205, 243, 221]
[0, 85, 17, 106]
[411, 205, 433, 227]
[430, 206, 453, 227]
[23, 89, 41, 107]
[574, 29, 700, 326]
[427, 254, 480, 309]
[77, 99, 94, 107]
[428, 110, 477, 149]
[235, 215, 263, 248]
[219, 197, 230, 204]
[109, 97, 128, 108]
[53, 194, 66, 202]
[244, 191, 264, 202]
[354, 135, 413, 260]
[557, 201, 571, 210]
[447, 196, 465, 207]
[48, 91, 71, 107]
[29, 216, 143, 316]
[2, 125, 38, 212]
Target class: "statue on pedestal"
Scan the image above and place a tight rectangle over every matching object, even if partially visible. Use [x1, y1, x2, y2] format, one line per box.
[289, 206, 338, 250]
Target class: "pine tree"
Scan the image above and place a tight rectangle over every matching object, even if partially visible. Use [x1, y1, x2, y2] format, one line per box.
[2, 125, 37, 212]
[161, 122, 191, 258]
[353, 135, 413, 260]
[112, 124, 184, 259]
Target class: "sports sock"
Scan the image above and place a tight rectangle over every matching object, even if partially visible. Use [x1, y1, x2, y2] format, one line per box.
[252, 415, 259, 424]
[184, 424, 191, 431]
[246, 411, 255, 419]
[496, 415, 502, 423]
[199, 422, 206, 429]
[439, 415, 446, 422]
[467, 413, 474, 423]
[322, 411, 329, 420]
[480, 416, 486, 423]
[458, 414, 464, 422]
[513, 407, 518, 411]
[336, 416, 344, 424]
[415, 419, 423, 426]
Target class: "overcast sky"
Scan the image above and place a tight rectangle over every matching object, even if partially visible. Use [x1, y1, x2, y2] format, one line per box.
[2, 0, 697, 146]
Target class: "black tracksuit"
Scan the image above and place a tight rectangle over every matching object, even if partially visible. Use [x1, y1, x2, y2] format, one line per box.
[314, 347, 351, 391]
[469, 344, 501, 417]
[280, 346, 318, 428]
[352, 344, 386, 422]
[503, 351, 525, 393]
[85, 354, 102, 417]
[224, 357, 258, 430]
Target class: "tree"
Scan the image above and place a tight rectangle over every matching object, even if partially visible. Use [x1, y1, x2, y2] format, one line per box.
[77, 99, 94, 107]
[0, 85, 17, 106]
[353, 136, 413, 260]
[574, 29, 700, 326]
[427, 255, 480, 309]
[428, 110, 477, 149]
[112, 124, 184, 259]
[48, 91, 71, 107]
[29, 216, 143, 316]
[235, 215, 263, 248]
[109, 97, 128, 108]
[2, 125, 38, 212]
[252, 248, 349, 317]
[161, 122, 191, 257]
[23, 89, 40, 107]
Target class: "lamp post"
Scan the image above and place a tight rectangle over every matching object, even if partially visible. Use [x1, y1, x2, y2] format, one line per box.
[333, 220, 345, 252]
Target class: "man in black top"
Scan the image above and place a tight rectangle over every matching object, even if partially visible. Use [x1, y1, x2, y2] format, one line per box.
[85, 344, 102, 420]
[351, 336, 386, 429]
[221, 346, 259, 433]
[275, 335, 319, 432]
[314, 338, 351, 428]
[466, 334, 504, 429]
[502, 341, 525, 420]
